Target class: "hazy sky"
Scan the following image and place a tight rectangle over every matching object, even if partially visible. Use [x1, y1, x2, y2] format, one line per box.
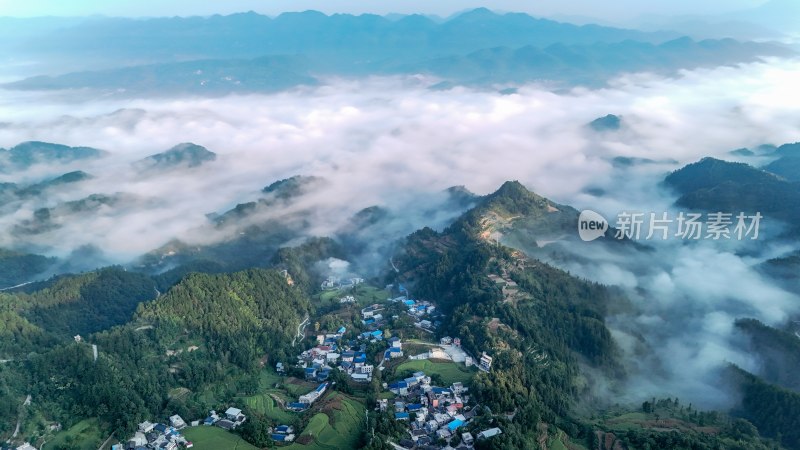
[0, 0, 768, 21]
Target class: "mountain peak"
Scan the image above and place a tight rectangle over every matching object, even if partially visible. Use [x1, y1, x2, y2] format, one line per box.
[490, 180, 533, 198]
[477, 180, 556, 218]
[135, 142, 217, 172]
[450, 7, 498, 21]
[588, 114, 622, 131]
[262, 175, 326, 199]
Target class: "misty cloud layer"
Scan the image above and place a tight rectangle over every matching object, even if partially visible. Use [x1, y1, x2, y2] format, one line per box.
[1, 59, 800, 408]
[2, 61, 799, 258]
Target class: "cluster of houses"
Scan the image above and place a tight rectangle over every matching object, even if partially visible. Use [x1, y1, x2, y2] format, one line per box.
[203, 407, 247, 431]
[126, 415, 193, 450]
[295, 326, 377, 384]
[119, 407, 246, 450]
[380, 371, 501, 449]
[321, 275, 364, 290]
[390, 296, 443, 331]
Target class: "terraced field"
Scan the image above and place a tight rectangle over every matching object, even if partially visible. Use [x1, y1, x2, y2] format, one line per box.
[240, 393, 294, 422]
[286, 394, 365, 450]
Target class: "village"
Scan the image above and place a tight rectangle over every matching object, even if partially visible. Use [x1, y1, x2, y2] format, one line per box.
[272, 277, 502, 449]
[13, 277, 503, 450]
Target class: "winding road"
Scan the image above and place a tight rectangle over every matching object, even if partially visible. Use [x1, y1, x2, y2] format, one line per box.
[292, 316, 309, 347]
[11, 395, 31, 439]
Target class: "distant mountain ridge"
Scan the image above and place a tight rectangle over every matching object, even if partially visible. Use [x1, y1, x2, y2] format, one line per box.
[664, 156, 800, 233]
[0, 141, 105, 172]
[3, 8, 794, 95]
[9, 9, 678, 65]
[5, 36, 790, 94]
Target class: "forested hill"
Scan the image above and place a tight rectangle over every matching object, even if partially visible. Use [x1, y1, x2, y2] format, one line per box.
[1, 267, 309, 437]
[0, 267, 156, 358]
[391, 180, 623, 447]
[135, 268, 309, 369]
[388, 180, 788, 449]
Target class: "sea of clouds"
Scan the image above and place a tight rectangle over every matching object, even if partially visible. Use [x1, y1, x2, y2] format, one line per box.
[1, 58, 800, 407]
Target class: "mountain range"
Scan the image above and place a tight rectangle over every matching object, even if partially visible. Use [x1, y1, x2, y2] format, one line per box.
[0, 9, 794, 94]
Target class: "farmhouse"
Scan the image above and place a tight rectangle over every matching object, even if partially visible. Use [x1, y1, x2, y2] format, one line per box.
[478, 427, 503, 439]
[168, 415, 186, 430]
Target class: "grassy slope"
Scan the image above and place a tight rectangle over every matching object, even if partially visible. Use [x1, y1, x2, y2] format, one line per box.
[393, 359, 475, 386]
[182, 426, 259, 450]
[287, 394, 365, 450]
[43, 419, 104, 450]
[240, 393, 293, 423]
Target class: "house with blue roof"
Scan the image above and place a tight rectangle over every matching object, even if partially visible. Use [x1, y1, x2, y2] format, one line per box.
[384, 347, 403, 360]
[271, 433, 295, 442]
[388, 381, 408, 395]
[395, 412, 410, 421]
[275, 425, 294, 434]
[447, 419, 465, 431]
[404, 376, 419, 387]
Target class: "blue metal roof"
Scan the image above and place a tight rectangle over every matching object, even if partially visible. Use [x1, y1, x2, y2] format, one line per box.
[447, 419, 464, 431]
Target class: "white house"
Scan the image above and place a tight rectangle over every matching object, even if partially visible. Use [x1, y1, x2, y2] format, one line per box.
[479, 352, 493, 372]
[478, 428, 503, 439]
[169, 415, 187, 429]
[138, 421, 155, 433]
[462, 432, 475, 446]
[225, 407, 244, 422]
